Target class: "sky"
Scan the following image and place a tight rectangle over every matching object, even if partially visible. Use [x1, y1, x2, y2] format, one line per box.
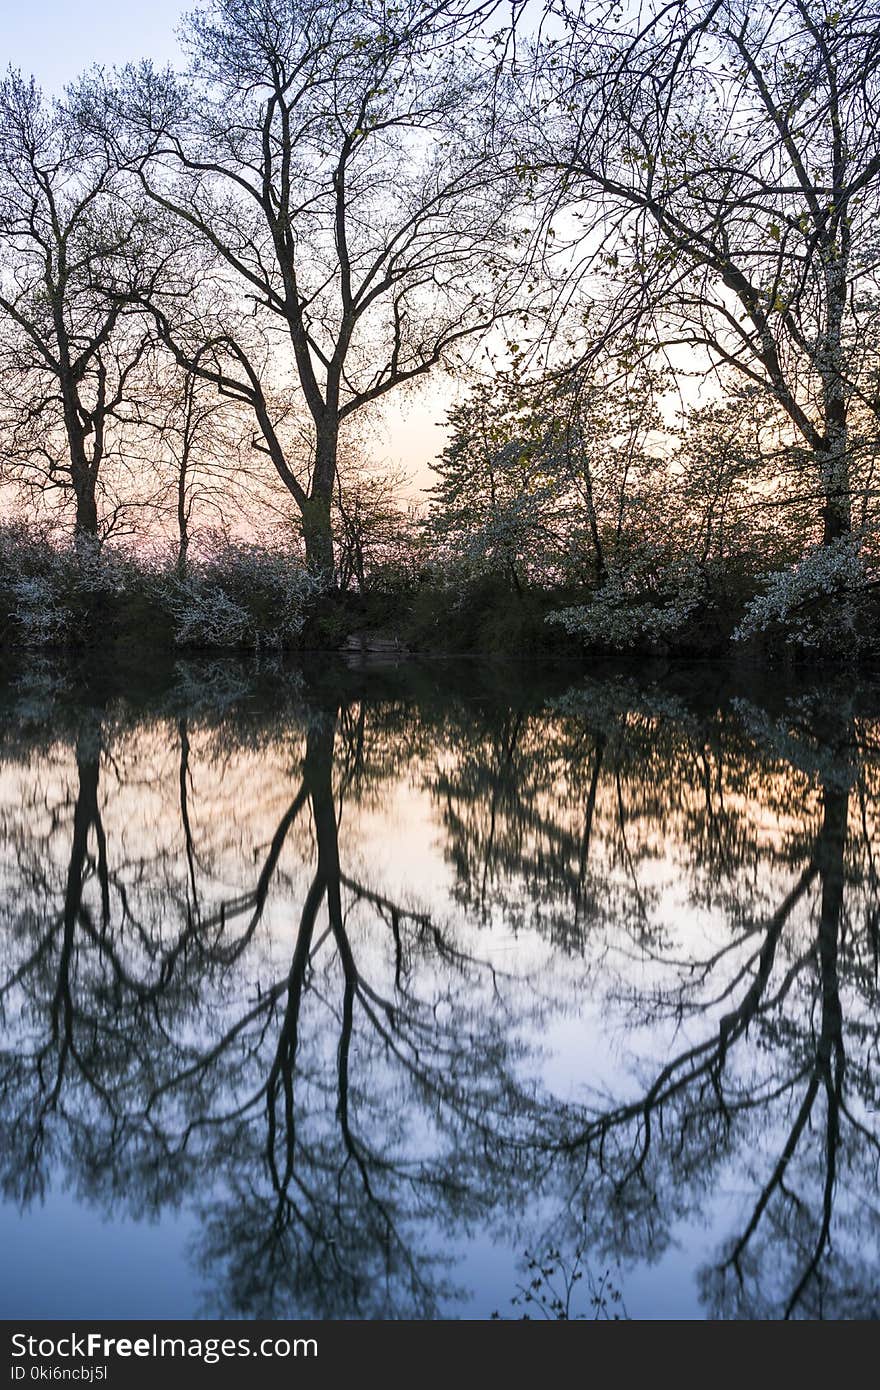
[0, 0, 455, 491]
[1, 1, 187, 92]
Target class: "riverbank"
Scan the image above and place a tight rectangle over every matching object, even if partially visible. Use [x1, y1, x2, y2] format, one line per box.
[1, 526, 877, 666]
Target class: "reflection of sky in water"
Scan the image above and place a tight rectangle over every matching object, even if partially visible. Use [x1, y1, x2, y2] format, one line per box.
[0, 1165, 735, 1319]
[0, 665, 877, 1320]
[0, 1192, 197, 1319]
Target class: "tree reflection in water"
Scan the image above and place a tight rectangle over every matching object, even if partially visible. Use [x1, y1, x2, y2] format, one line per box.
[0, 662, 877, 1319]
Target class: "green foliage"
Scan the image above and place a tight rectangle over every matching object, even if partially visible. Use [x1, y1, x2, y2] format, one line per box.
[423, 357, 880, 660]
[404, 571, 579, 658]
[426, 363, 670, 592]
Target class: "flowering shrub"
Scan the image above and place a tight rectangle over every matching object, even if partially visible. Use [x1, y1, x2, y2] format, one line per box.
[6, 573, 73, 645]
[161, 541, 324, 650]
[733, 539, 878, 657]
[547, 554, 706, 650]
[0, 525, 322, 650]
[0, 525, 137, 646]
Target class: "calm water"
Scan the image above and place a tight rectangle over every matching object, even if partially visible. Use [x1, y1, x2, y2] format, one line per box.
[1, 656, 878, 1321]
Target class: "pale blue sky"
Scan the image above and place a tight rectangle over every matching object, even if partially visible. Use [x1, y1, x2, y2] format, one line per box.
[1, 0, 187, 91]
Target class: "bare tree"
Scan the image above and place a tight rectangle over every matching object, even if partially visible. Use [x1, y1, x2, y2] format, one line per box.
[140, 359, 256, 576]
[78, 0, 528, 578]
[0, 72, 160, 543]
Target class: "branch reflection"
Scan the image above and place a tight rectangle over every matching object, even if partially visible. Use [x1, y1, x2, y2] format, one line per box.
[0, 664, 877, 1318]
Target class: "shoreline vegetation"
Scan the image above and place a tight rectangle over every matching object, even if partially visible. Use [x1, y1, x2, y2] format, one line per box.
[1, 523, 878, 666]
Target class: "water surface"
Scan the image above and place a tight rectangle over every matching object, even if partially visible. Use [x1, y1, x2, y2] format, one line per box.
[1, 657, 878, 1320]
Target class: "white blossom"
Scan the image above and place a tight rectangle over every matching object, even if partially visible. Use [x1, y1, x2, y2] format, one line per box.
[734, 539, 877, 656]
[547, 556, 705, 649]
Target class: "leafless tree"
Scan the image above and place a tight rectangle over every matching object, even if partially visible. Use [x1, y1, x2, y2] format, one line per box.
[78, 0, 530, 578]
[0, 72, 162, 542]
[139, 358, 260, 575]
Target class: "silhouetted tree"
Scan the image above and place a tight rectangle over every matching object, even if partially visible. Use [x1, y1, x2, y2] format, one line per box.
[0, 74, 160, 542]
[531, 0, 880, 545]
[80, 0, 527, 576]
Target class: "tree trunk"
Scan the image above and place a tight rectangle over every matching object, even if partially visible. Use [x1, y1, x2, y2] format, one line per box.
[820, 248, 852, 546]
[577, 463, 606, 587]
[177, 467, 190, 579]
[822, 482, 851, 545]
[819, 429, 852, 545]
[73, 473, 99, 541]
[305, 422, 338, 580]
[61, 365, 101, 543]
[302, 492, 335, 577]
[68, 425, 100, 543]
[176, 535, 190, 581]
[819, 325, 851, 544]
